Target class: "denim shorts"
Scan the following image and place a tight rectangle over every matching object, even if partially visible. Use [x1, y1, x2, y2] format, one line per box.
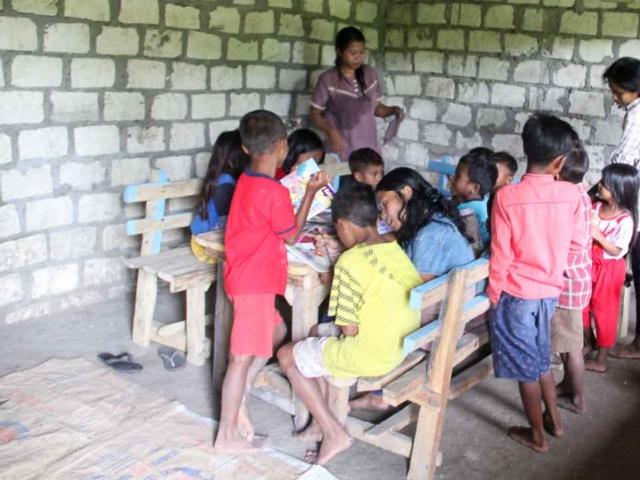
[490, 292, 558, 383]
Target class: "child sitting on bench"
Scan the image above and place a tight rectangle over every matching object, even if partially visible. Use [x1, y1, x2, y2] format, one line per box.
[277, 183, 422, 465]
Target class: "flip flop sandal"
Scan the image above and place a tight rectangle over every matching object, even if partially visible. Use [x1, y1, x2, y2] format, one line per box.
[158, 347, 186, 371]
[97, 352, 143, 374]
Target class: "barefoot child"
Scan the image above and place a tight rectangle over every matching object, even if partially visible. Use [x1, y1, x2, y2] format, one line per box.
[552, 141, 592, 414]
[583, 164, 638, 372]
[277, 183, 422, 465]
[191, 130, 249, 263]
[489, 113, 588, 453]
[602, 57, 640, 360]
[214, 110, 330, 454]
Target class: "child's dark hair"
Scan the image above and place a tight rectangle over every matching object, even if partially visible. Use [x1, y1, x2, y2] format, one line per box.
[522, 113, 577, 167]
[331, 182, 378, 228]
[239, 109, 287, 155]
[603, 57, 640, 94]
[376, 167, 472, 247]
[491, 151, 518, 176]
[559, 138, 589, 184]
[458, 151, 498, 196]
[335, 26, 366, 96]
[468, 147, 494, 158]
[349, 147, 384, 175]
[282, 129, 325, 175]
[601, 163, 639, 244]
[194, 130, 249, 221]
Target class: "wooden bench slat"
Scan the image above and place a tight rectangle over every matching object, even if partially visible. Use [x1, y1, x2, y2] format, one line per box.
[453, 324, 490, 368]
[345, 417, 413, 458]
[461, 294, 490, 325]
[448, 356, 494, 400]
[403, 320, 441, 357]
[382, 361, 427, 407]
[124, 178, 202, 203]
[357, 349, 428, 392]
[124, 247, 194, 270]
[127, 213, 192, 236]
[365, 403, 420, 438]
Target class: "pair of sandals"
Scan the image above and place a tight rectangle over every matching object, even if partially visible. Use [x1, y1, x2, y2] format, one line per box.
[97, 347, 186, 373]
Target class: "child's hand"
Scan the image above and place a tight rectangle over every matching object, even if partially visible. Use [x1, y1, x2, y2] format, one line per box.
[313, 232, 341, 256]
[306, 171, 331, 194]
[394, 106, 405, 122]
[319, 271, 333, 286]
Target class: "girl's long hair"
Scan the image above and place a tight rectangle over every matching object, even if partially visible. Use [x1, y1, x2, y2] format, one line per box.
[601, 163, 640, 245]
[282, 129, 325, 175]
[194, 130, 249, 221]
[376, 167, 473, 248]
[335, 27, 367, 96]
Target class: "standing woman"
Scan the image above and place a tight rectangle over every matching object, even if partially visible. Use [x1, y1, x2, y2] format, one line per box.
[310, 26, 403, 161]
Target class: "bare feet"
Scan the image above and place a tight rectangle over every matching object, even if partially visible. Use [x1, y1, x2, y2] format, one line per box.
[584, 360, 607, 373]
[214, 432, 266, 455]
[295, 421, 323, 442]
[237, 402, 255, 441]
[304, 430, 353, 465]
[609, 343, 640, 359]
[542, 410, 564, 437]
[348, 393, 390, 411]
[582, 344, 594, 357]
[507, 427, 548, 453]
[557, 394, 586, 414]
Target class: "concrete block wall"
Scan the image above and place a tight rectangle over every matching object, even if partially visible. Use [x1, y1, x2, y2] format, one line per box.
[381, 0, 640, 183]
[0, 0, 383, 324]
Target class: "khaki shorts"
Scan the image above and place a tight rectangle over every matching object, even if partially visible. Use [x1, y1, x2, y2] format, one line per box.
[292, 323, 342, 379]
[551, 307, 583, 353]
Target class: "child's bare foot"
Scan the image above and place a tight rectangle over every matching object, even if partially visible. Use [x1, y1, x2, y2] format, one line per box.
[214, 431, 266, 455]
[348, 393, 390, 411]
[237, 402, 255, 440]
[557, 394, 586, 414]
[304, 430, 353, 465]
[584, 359, 607, 373]
[582, 344, 594, 357]
[542, 410, 564, 437]
[609, 343, 640, 359]
[507, 427, 548, 453]
[295, 421, 323, 442]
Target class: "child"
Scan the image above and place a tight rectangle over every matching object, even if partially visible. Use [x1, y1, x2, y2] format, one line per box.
[489, 113, 588, 453]
[551, 141, 591, 414]
[450, 149, 498, 246]
[492, 151, 519, 190]
[602, 57, 640, 360]
[191, 130, 249, 263]
[349, 147, 384, 188]
[583, 164, 638, 372]
[277, 183, 422, 465]
[214, 110, 330, 454]
[275, 128, 325, 180]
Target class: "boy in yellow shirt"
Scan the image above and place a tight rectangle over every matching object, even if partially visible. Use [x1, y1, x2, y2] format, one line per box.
[277, 183, 422, 465]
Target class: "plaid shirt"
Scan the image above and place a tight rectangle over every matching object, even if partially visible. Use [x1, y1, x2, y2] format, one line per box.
[558, 186, 592, 309]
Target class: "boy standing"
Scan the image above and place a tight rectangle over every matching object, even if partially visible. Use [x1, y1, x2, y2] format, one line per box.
[277, 183, 423, 465]
[489, 113, 588, 453]
[215, 110, 329, 454]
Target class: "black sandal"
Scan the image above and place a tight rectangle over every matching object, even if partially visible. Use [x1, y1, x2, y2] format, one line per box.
[97, 352, 143, 374]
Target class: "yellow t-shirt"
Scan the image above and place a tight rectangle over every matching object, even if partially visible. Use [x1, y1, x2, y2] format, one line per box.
[322, 241, 423, 379]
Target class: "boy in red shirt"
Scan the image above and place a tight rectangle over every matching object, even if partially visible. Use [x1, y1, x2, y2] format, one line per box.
[214, 110, 329, 454]
[489, 113, 588, 453]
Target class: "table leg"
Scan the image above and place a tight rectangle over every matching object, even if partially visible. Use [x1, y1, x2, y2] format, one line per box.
[212, 260, 233, 421]
[290, 272, 322, 432]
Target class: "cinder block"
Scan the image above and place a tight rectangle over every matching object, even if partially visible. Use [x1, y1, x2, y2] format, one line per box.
[505, 34, 538, 56]
[0, 134, 10, 165]
[513, 60, 548, 84]
[51, 92, 99, 122]
[407, 27, 434, 49]
[111, 157, 151, 186]
[97, 27, 139, 56]
[155, 155, 192, 180]
[491, 84, 526, 108]
[74, 126, 120, 156]
[264, 94, 292, 117]
[79, 193, 122, 223]
[84, 258, 126, 286]
[447, 55, 477, 78]
[424, 77, 455, 99]
[417, 3, 447, 25]
[476, 108, 507, 128]
[385, 75, 421, 96]
[211, 66, 243, 90]
[50, 227, 97, 260]
[329, 0, 351, 20]
[549, 37, 574, 60]
[0, 91, 43, 125]
[0, 234, 47, 272]
[245, 11, 275, 34]
[310, 19, 335, 41]
[569, 91, 605, 117]
[151, 93, 188, 120]
[0, 205, 21, 239]
[127, 126, 165, 153]
[13, 0, 57, 15]
[120, 0, 159, 24]
[210, 7, 240, 34]
[71, 59, 115, 88]
[410, 99, 437, 121]
[59, 161, 105, 191]
[166, 4, 200, 30]
[187, 32, 221, 60]
[414, 51, 444, 74]
[492, 134, 524, 158]
[356, 1, 378, 23]
[529, 87, 566, 113]
[469, 31, 501, 53]
[228, 39, 259, 61]
[437, 30, 465, 51]
[0, 17, 37, 52]
[247, 65, 277, 89]
[423, 123, 452, 146]
[171, 62, 207, 91]
[279, 13, 304, 37]
[144, 29, 183, 58]
[12, 55, 62, 88]
[0, 274, 21, 306]
[19, 127, 68, 160]
[478, 57, 509, 81]
[170, 123, 205, 151]
[579, 39, 613, 63]
[279, 69, 307, 91]
[484, 5, 514, 29]
[104, 92, 145, 121]
[458, 82, 490, 104]
[128, 60, 166, 89]
[0, 165, 52, 201]
[192, 94, 226, 120]
[385, 52, 413, 72]
[451, 3, 481, 28]
[44, 23, 90, 54]
[553, 64, 587, 88]
[602, 12, 639, 38]
[26, 197, 73, 232]
[292, 42, 320, 65]
[65, 0, 110, 22]
[442, 103, 472, 127]
[560, 11, 598, 36]
[103, 224, 138, 251]
[263, 39, 291, 63]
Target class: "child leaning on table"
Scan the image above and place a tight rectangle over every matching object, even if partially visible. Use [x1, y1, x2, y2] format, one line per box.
[277, 183, 423, 466]
[190, 130, 249, 264]
[214, 110, 330, 455]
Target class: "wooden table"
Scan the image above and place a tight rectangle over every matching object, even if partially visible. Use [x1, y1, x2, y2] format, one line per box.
[195, 231, 329, 430]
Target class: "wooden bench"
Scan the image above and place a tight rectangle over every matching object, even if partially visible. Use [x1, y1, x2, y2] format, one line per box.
[123, 170, 215, 366]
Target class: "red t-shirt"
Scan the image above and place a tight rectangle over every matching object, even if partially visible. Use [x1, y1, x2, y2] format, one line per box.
[224, 170, 297, 295]
[275, 167, 286, 180]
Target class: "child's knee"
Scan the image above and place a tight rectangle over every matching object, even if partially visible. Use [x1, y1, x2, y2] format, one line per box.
[276, 343, 295, 369]
[308, 324, 319, 337]
[228, 354, 255, 369]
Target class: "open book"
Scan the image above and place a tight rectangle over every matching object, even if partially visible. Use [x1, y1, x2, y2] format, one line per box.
[286, 243, 340, 273]
[280, 159, 334, 220]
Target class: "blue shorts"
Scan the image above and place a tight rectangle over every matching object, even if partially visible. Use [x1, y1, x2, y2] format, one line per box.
[490, 292, 558, 383]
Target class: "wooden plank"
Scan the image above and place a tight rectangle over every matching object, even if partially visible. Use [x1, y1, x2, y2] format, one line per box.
[345, 416, 413, 458]
[124, 247, 194, 270]
[453, 324, 490, 368]
[127, 213, 192, 236]
[186, 284, 207, 366]
[124, 178, 202, 203]
[448, 356, 494, 400]
[461, 294, 490, 325]
[407, 404, 442, 480]
[358, 349, 428, 392]
[403, 321, 441, 356]
[168, 268, 217, 293]
[150, 327, 185, 351]
[157, 314, 213, 337]
[382, 362, 427, 407]
[139, 170, 168, 256]
[365, 404, 420, 438]
[212, 261, 233, 421]
[252, 365, 296, 415]
[131, 270, 158, 346]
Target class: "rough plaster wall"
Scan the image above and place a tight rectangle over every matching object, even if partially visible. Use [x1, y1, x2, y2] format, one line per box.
[380, 0, 640, 183]
[0, 0, 383, 324]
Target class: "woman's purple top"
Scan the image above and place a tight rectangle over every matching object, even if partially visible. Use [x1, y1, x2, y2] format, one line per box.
[311, 64, 384, 160]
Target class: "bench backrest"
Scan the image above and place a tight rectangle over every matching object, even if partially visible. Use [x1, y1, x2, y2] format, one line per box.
[123, 170, 202, 256]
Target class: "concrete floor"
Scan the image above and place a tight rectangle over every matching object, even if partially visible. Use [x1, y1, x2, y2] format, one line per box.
[2, 289, 640, 480]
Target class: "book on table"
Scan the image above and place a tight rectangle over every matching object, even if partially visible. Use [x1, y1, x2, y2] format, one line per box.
[280, 159, 334, 220]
